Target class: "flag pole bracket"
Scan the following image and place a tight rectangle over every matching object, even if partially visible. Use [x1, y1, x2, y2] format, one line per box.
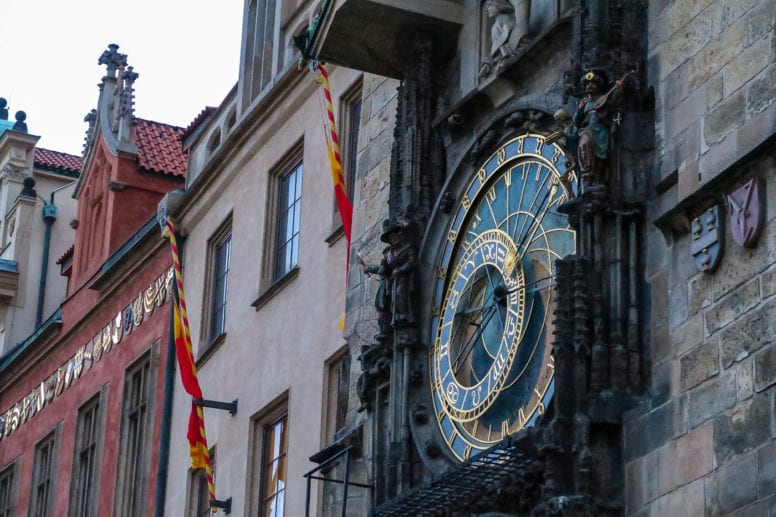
[194, 398, 238, 417]
[211, 497, 232, 514]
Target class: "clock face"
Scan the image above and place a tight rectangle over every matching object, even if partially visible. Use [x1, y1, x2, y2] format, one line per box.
[430, 133, 577, 461]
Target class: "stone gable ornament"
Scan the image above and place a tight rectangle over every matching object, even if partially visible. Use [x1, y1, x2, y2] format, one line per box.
[727, 178, 765, 248]
[690, 205, 724, 273]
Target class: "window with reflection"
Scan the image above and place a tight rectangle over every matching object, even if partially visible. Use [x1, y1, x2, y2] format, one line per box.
[274, 162, 302, 280]
[70, 394, 103, 517]
[0, 462, 16, 517]
[260, 412, 288, 517]
[31, 431, 57, 516]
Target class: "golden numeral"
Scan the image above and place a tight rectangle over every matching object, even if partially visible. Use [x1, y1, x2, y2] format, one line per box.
[517, 137, 524, 155]
[464, 445, 472, 460]
[547, 356, 555, 370]
[497, 147, 506, 164]
[487, 186, 496, 202]
[505, 169, 512, 187]
[518, 407, 527, 427]
[536, 140, 544, 156]
[501, 419, 510, 436]
[462, 195, 471, 210]
[448, 228, 458, 244]
[478, 168, 487, 184]
[438, 265, 447, 279]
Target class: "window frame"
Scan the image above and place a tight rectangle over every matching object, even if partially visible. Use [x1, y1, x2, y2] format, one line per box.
[29, 426, 61, 517]
[0, 460, 18, 517]
[202, 217, 233, 350]
[323, 347, 352, 446]
[259, 142, 304, 298]
[113, 349, 157, 517]
[248, 395, 289, 517]
[69, 390, 107, 517]
[328, 78, 363, 241]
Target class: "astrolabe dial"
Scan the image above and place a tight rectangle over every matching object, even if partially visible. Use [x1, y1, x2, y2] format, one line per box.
[430, 133, 577, 461]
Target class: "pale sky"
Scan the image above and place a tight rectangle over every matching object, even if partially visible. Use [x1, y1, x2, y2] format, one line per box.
[0, 1, 243, 156]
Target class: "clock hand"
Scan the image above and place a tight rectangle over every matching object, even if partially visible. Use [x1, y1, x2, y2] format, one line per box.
[514, 182, 558, 259]
[505, 274, 558, 294]
[452, 304, 498, 375]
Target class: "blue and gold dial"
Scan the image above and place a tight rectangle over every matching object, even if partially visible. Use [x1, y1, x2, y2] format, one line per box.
[430, 133, 577, 461]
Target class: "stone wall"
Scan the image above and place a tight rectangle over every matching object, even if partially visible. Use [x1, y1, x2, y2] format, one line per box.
[626, 0, 776, 514]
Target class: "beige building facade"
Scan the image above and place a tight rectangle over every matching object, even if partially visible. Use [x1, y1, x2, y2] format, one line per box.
[161, 1, 394, 515]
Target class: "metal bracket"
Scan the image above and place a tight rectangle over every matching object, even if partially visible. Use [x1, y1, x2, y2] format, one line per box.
[193, 398, 238, 416]
[211, 497, 232, 514]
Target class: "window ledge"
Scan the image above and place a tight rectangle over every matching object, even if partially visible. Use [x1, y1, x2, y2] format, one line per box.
[196, 332, 227, 369]
[325, 224, 345, 247]
[251, 267, 300, 310]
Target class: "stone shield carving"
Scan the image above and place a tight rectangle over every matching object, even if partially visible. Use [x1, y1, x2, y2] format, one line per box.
[727, 178, 765, 248]
[690, 205, 724, 273]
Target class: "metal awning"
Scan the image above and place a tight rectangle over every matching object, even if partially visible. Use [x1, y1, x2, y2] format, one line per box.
[373, 435, 539, 516]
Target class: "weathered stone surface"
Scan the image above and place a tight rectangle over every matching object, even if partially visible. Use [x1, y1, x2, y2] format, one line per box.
[680, 340, 719, 390]
[712, 219, 775, 300]
[763, 266, 776, 300]
[673, 313, 705, 356]
[720, 297, 776, 367]
[706, 72, 723, 110]
[759, 442, 776, 498]
[726, 499, 771, 517]
[736, 356, 754, 401]
[688, 21, 742, 90]
[651, 271, 669, 325]
[704, 279, 760, 335]
[664, 62, 689, 109]
[667, 87, 707, 140]
[688, 372, 737, 427]
[746, 64, 776, 118]
[652, 322, 672, 364]
[714, 394, 771, 465]
[721, 0, 760, 27]
[660, 4, 721, 80]
[723, 35, 771, 97]
[652, 477, 705, 516]
[652, 359, 676, 406]
[625, 396, 687, 461]
[688, 273, 713, 316]
[683, 119, 701, 166]
[754, 344, 776, 392]
[657, 423, 713, 496]
[744, 1, 776, 46]
[706, 454, 759, 514]
[669, 282, 689, 329]
[703, 89, 745, 144]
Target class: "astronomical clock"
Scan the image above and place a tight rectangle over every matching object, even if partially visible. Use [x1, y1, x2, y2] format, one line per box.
[425, 132, 577, 462]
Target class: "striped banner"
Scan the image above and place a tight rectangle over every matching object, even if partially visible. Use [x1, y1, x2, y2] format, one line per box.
[165, 221, 216, 511]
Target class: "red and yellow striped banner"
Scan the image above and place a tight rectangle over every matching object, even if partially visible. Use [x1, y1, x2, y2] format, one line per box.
[315, 63, 353, 245]
[165, 221, 216, 510]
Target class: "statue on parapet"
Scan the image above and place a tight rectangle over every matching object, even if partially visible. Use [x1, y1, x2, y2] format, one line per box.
[480, 0, 531, 77]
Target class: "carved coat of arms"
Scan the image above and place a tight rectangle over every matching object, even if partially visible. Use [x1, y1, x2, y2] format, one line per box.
[690, 205, 724, 273]
[727, 178, 765, 248]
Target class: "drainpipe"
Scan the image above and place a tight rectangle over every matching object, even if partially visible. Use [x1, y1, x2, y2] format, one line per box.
[36, 181, 77, 327]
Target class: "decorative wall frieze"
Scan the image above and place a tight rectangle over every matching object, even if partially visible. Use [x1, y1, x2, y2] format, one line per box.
[0, 267, 173, 441]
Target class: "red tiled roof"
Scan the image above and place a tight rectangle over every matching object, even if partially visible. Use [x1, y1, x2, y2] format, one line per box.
[34, 148, 83, 174]
[56, 244, 74, 265]
[181, 106, 217, 144]
[134, 118, 187, 178]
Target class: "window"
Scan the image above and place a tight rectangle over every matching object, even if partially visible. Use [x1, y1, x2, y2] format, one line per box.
[207, 223, 232, 344]
[274, 161, 303, 280]
[0, 462, 16, 517]
[341, 82, 363, 205]
[70, 394, 104, 517]
[250, 400, 288, 517]
[244, 0, 278, 103]
[324, 350, 351, 443]
[30, 430, 57, 516]
[189, 448, 215, 517]
[114, 353, 153, 517]
[260, 412, 288, 517]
